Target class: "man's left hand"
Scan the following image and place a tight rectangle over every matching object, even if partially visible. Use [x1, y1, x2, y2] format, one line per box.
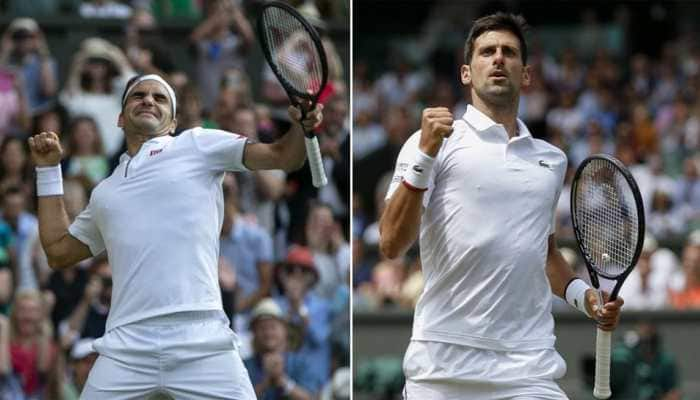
[584, 289, 624, 331]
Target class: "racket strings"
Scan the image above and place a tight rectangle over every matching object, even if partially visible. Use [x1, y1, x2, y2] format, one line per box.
[261, 7, 324, 95]
[575, 159, 639, 277]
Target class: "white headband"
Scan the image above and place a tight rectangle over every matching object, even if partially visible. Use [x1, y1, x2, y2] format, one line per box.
[122, 74, 177, 117]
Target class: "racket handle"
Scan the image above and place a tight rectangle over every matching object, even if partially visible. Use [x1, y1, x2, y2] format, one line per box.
[304, 136, 327, 187]
[593, 327, 612, 399]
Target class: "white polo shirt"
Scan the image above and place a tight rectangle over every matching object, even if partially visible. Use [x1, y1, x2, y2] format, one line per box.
[386, 105, 567, 352]
[69, 128, 248, 331]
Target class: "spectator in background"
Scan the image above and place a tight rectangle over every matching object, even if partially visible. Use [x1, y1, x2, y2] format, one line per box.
[355, 106, 414, 222]
[190, 0, 254, 113]
[243, 298, 315, 400]
[275, 245, 331, 392]
[123, 8, 175, 79]
[62, 116, 109, 189]
[669, 237, 700, 309]
[175, 82, 214, 133]
[6, 290, 55, 398]
[219, 176, 274, 358]
[59, 257, 111, 349]
[0, 67, 30, 139]
[305, 202, 349, 303]
[318, 95, 350, 220]
[675, 158, 700, 225]
[609, 323, 680, 400]
[0, 18, 58, 117]
[32, 104, 67, 137]
[619, 235, 675, 310]
[220, 105, 287, 239]
[0, 137, 34, 201]
[60, 37, 135, 159]
[648, 188, 687, 238]
[1, 186, 42, 290]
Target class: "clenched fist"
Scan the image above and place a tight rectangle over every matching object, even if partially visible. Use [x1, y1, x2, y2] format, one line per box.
[28, 131, 63, 167]
[419, 107, 454, 157]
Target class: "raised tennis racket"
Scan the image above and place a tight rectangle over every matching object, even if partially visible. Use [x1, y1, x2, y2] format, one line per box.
[571, 154, 645, 399]
[257, 1, 328, 187]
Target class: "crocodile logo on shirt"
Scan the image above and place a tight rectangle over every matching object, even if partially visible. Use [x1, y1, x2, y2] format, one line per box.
[538, 160, 550, 168]
[412, 165, 424, 174]
[149, 149, 163, 156]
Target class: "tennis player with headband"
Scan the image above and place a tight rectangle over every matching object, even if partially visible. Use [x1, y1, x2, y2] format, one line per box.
[379, 13, 623, 399]
[28, 74, 322, 399]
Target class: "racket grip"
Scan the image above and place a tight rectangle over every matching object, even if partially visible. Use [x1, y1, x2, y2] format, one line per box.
[304, 136, 327, 187]
[593, 327, 612, 399]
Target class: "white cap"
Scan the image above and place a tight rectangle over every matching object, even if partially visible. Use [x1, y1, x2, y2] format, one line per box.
[642, 233, 658, 254]
[250, 298, 285, 325]
[688, 229, 700, 246]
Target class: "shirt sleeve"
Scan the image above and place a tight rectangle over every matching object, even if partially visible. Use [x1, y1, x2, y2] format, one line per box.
[189, 128, 250, 172]
[385, 131, 436, 209]
[68, 200, 106, 256]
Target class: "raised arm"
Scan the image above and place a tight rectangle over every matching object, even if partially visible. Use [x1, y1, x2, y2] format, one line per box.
[243, 104, 322, 172]
[28, 132, 92, 269]
[379, 107, 453, 259]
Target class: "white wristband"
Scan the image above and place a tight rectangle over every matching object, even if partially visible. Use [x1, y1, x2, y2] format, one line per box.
[565, 278, 591, 317]
[36, 165, 63, 196]
[402, 150, 435, 190]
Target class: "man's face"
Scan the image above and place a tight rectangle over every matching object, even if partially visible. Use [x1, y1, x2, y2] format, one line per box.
[253, 318, 286, 353]
[118, 80, 176, 137]
[461, 30, 529, 106]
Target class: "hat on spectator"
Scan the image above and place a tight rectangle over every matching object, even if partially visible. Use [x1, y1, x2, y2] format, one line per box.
[250, 298, 285, 326]
[688, 229, 700, 246]
[297, 1, 326, 30]
[320, 366, 351, 400]
[280, 245, 319, 285]
[643, 233, 658, 254]
[8, 18, 38, 39]
[80, 37, 123, 64]
[70, 338, 96, 360]
[9, 18, 38, 34]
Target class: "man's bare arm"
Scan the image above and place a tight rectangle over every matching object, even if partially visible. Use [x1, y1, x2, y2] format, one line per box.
[243, 104, 322, 172]
[29, 132, 92, 269]
[378, 188, 422, 259]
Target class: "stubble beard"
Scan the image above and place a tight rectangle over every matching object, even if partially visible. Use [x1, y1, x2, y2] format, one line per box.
[475, 80, 519, 109]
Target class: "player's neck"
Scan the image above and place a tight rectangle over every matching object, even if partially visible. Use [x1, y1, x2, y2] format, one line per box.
[472, 96, 519, 138]
[125, 131, 168, 156]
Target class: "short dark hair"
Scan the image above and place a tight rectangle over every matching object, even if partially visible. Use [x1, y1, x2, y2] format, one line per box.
[464, 12, 529, 65]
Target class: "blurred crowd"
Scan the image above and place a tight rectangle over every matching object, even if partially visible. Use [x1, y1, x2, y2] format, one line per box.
[352, 9, 700, 315]
[0, 0, 349, 399]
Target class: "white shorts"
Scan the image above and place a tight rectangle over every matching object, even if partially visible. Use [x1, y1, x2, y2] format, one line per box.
[402, 340, 568, 400]
[81, 310, 256, 400]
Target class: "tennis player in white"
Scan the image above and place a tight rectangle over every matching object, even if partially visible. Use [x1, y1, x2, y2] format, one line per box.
[379, 13, 624, 399]
[28, 74, 322, 399]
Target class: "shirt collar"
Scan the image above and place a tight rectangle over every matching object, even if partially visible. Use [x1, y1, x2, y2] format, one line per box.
[462, 104, 531, 139]
[119, 134, 174, 163]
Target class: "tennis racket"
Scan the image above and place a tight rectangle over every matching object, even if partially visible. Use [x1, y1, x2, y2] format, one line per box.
[257, 1, 329, 187]
[570, 154, 645, 399]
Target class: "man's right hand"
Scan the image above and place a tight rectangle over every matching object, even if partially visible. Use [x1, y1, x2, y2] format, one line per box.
[419, 107, 454, 157]
[28, 131, 63, 166]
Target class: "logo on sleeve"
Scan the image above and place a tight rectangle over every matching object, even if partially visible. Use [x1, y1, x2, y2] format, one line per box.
[149, 149, 163, 157]
[538, 160, 551, 169]
[412, 165, 424, 174]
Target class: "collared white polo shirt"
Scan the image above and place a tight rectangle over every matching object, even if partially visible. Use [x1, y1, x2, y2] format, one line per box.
[69, 127, 248, 331]
[386, 105, 567, 351]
